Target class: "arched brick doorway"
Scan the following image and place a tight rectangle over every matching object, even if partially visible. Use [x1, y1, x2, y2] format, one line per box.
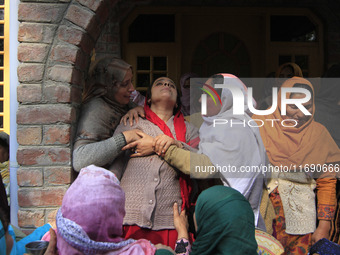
[16, 0, 120, 232]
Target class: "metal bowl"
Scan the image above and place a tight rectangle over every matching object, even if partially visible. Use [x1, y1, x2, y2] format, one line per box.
[25, 240, 49, 255]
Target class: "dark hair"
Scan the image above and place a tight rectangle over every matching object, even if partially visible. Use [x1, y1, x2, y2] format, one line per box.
[291, 83, 313, 99]
[0, 207, 9, 233]
[0, 139, 9, 151]
[146, 77, 182, 115]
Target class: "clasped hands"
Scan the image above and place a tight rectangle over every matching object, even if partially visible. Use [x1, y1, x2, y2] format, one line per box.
[122, 130, 183, 158]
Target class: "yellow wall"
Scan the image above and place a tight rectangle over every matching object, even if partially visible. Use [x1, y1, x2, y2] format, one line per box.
[0, 0, 9, 134]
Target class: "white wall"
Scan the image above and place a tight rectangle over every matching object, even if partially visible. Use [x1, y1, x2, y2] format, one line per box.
[9, 0, 20, 226]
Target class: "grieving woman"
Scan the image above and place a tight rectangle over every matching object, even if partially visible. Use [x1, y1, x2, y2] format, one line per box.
[73, 58, 142, 172]
[111, 77, 198, 249]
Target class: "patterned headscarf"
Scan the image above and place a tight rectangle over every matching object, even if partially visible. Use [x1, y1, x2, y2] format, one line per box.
[56, 165, 155, 255]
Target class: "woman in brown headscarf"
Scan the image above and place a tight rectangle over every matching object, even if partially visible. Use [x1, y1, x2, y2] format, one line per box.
[276, 62, 303, 85]
[253, 77, 340, 255]
[72, 57, 142, 172]
[258, 63, 303, 110]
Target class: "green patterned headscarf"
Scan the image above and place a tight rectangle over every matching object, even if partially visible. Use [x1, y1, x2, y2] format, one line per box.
[191, 186, 258, 255]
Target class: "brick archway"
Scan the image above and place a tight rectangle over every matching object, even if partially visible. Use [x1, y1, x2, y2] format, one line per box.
[16, 0, 119, 232]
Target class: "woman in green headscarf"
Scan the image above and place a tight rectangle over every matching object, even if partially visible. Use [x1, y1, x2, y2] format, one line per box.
[173, 185, 258, 255]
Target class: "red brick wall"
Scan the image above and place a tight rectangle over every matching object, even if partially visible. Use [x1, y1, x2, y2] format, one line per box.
[16, 0, 118, 232]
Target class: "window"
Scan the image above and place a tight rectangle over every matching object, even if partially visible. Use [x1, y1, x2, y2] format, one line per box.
[279, 55, 309, 77]
[123, 7, 324, 84]
[270, 15, 316, 42]
[192, 32, 251, 77]
[122, 10, 178, 93]
[267, 12, 323, 77]
[129, 14, 175, 42]
[136, 56, 168, 93]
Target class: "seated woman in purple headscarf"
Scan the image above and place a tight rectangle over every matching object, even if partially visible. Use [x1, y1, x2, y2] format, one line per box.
[56, 165, 174, 255]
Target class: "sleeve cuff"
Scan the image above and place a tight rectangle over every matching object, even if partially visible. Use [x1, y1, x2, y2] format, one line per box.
[113, 133, 127, 148]
[163, 145, 177, 162]
[317, 204, 335, 220]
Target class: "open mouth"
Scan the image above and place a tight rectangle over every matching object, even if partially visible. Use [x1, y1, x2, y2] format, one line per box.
[124, 94, 131, 100]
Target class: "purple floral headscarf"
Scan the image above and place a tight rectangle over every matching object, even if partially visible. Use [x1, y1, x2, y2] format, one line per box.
[56, 165, 156, 255]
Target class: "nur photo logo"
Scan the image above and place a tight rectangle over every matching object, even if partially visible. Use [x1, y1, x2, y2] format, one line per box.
[200, 84, 222, 115]
[198, 77, 312, 128]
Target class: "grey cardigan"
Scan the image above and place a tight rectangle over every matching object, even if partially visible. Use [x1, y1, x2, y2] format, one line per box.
[72, 97, 132, 172]
[111, 117, 198, 230]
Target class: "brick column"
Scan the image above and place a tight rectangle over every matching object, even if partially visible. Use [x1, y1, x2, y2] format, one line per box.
[16, 0, 118, 233]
